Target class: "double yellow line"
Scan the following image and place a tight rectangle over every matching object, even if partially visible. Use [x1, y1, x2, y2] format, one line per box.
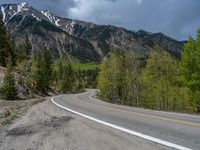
[72, 94, 200, 128]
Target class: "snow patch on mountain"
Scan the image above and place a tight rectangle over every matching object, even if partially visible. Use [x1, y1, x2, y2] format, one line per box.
[55, 19, 61, 26]
[1, 6, 6, 23]
[41, 10, 61, 26]
[41, 11, 51, 21]
[1, 3, 30, 24]
[71, 20, 75, 28]
[32, 13, 41, 21]
[17, 2, 28, 12]
[69, 20, 76, 35]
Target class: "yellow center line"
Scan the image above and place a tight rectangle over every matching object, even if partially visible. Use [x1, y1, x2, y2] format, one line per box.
[72, 94, 200, 127]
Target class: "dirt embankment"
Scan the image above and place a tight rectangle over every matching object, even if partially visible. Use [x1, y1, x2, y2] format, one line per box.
[0, 98, 46, 125]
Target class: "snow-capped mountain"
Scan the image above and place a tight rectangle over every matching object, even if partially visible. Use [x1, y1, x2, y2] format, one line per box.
[0, 3, 62, 25]
[0, 3, 184, 61]
[0, 3, 91, 36]
[1, 3, 29, 23]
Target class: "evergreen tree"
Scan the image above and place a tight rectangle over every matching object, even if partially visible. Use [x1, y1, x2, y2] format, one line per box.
[31, 52, 44, 92]
[52, 57, 87, 93]
[31, 49, 52, 93]
[17, 59, 32, 95]
[181, 29, 200, 112]
[1, 57, 18, 100]
[16, 34, 32, 63]
[10, 37, 18, 65]
[42, 48, 53, 87]
[0, 16, 13, 66]
[24, 33, 31, 56]
[16, 45, 28, 63]
[58, 58, 75, 92]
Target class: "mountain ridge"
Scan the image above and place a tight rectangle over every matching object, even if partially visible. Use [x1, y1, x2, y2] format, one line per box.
[0, 3, 184, 61]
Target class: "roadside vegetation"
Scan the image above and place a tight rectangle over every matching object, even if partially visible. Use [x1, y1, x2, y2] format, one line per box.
[1, 14, 200, 113]
[0, 16, 98, 100]
[98, 30, 200, 113]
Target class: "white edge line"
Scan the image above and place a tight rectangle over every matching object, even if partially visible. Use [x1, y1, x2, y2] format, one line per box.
[51, 96, 192, 150]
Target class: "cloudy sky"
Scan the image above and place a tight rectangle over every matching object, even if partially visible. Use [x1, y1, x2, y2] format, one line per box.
[1, 0, 200, 40]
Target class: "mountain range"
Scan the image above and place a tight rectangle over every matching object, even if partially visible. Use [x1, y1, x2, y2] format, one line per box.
[0, 3, 184, 62]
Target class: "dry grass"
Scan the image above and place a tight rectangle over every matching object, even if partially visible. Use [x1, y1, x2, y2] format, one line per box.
[0, 98, 46, 125]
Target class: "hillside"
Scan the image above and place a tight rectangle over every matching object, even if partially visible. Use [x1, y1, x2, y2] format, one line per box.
[1, 3, 184, 61]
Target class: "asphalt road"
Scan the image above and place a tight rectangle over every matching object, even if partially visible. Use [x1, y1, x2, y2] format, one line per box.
[52, 89, 200, 150]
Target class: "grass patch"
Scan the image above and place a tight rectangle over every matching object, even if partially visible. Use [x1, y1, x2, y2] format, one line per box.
[53, 59, 99, 72]
[72, 60, 99, 71]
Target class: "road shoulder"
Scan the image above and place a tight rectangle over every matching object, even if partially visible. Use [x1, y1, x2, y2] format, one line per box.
[0, 99, 173, 150]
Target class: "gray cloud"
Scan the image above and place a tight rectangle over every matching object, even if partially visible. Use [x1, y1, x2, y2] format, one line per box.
[0, 0, 75, 16]
[1, 0, 200, 40]
[69, 0, 200, 40]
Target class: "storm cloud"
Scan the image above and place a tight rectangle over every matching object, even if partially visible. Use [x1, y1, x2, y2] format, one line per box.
[1, 0, 200, 40]
[0, 0, 75, 17]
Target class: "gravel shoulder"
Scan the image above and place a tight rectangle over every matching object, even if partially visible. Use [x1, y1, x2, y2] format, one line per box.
[0, 98, 46, 126]
[0, 98, 174, 150]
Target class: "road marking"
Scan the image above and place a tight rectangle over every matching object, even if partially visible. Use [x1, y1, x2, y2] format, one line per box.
[90, 93, 200, 119]
[88, 93, 200, 127]
[51, 96, 192, 150]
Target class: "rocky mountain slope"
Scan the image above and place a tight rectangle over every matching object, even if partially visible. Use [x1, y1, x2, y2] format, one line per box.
[0, 3, 184, 61]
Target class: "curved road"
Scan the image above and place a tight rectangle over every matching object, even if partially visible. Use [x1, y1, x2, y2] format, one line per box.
[52, 89, 200, 150]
